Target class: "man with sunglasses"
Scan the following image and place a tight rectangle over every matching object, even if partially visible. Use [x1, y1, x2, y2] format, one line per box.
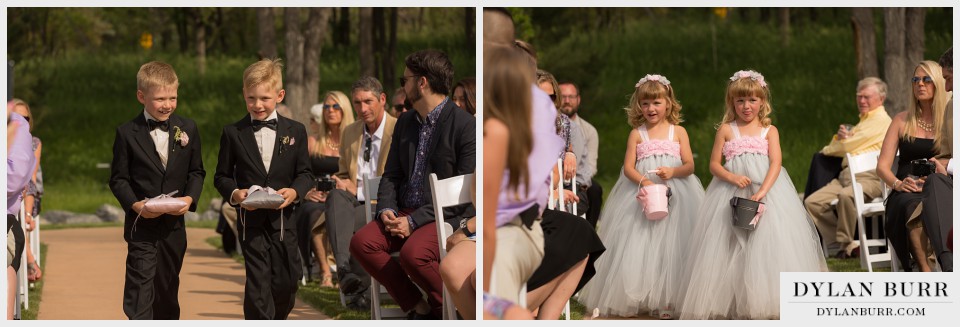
[323, 76, 398, 309]
[351, 49, 476, 319]
[804, 77, 892, 259]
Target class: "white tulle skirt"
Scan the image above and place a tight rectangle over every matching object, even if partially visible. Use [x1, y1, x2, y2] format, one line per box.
[678, 153, 827, 320]
[579, 154, 705, 317]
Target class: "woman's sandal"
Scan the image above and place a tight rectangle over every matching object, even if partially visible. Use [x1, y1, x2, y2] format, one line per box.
[320, 273, 335, 288]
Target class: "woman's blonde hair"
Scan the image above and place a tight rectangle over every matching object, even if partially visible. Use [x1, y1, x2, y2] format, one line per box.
[536, 69, 560, 108]
[625, 78, 683, 128]
[904, 60, 950, 145]
[485, 44, 535, 196]
[311, 90, 356, 157]
[721, 72, 773, 127]
[10, 98, 33, 131]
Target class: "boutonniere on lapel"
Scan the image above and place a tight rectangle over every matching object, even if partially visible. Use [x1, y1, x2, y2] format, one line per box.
[280, 135, 294, 154]
[172, 126, 189, 151]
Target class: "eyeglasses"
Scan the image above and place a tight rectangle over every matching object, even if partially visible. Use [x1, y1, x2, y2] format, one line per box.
[548, 94, 557, 102]
[393, 104, 406, 112]
[560, 95, 578, 100]
[323, 103, 342, 111]
[23, 117, 31, 122]
[911, 76, 934, 85]
[399, 75, 419, 88]
[363, 136, 372, 162]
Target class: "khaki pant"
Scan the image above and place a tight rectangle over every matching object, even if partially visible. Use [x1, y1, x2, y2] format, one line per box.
[804, 169, 883, 253]
[491, 217, 544, 304]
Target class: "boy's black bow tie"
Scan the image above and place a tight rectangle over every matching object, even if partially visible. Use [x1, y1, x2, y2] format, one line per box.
[148, 119, 170, 132]
[252, 119, 278, 131]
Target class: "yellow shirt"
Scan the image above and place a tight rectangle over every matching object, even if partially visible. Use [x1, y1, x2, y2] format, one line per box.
[821, 106, 892, 157]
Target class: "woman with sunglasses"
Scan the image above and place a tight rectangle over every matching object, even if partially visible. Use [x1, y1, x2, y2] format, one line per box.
[9, 99, 43, 284]
[877, 60, 951, 272]
[298, 91, 356, 287]
[452, 78, 477, 116]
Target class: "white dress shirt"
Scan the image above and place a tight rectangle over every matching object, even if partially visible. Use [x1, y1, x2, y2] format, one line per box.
[254, 111, 279, 172]
[144, 111, 170, 168]
[356, 113, 386, 202]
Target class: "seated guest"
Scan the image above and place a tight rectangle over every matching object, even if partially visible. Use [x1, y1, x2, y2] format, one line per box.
[804, 77, 891, 258]
[324, 77, 397, 309]
[915, 47, 953, 272]
[452, 78, 476, 115]
[8, 103, 37, 319]
[439, 174, 477, 319]
[390, 87, 408, 118]
[350, 49, 476, 319]
[295, 91, 355, 287]
[877, 60, 950, 272]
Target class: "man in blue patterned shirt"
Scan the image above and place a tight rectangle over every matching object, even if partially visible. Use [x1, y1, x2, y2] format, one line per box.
[350, 50, 476, 319]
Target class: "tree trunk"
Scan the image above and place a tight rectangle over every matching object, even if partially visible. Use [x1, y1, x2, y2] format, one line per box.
[382, 8, 398, 93]
[302, 8, 332, 126]
[175, 8, 189, 54]
[284, 8, 305, 119]
[883, 8, 908, 116]
[336, 7, 350, 46]
[851, 8, 879, 79]
[465, 7, 474, 49]
[359, 8, 375, 77]
[194, 9, 207, 76]
[905, 8, 926, 67]
[373, 8, 385, 79]
[257, 8, 277, 59]
[760, 8, 771, 24]
[779, 8, 790, 47]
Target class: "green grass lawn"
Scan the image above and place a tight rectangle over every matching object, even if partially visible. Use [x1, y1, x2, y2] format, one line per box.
[20, 243, 47, 320]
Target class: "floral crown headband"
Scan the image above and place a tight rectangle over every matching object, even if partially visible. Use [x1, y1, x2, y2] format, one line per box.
[635, 74, 671, 88]
[729, 70, 768, 88]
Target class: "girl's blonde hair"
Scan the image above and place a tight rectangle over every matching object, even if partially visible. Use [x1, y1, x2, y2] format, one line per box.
[904, 60, 950, 145]
[721, 72, 773, 127]
[311, 90, 356, 157]
[625, 78, 683, 128]
[485, 44, 535, 196]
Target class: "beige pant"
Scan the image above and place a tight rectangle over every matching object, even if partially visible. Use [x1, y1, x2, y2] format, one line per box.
[7, 229, 15, 267]
[221, 202, 239, 238]
[804, 170, 883, 252]
[491, 217, 545, 304]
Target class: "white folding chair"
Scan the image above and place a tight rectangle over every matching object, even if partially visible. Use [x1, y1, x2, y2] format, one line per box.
[18, 201, 29, 311]
[363, 175, 406, 319]
[846, 151, 892, 272]
[429, 173, 472, 319]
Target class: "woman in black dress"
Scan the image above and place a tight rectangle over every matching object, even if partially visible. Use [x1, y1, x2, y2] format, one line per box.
[299, 90, 355, 287]
[877, 60, 950, 272]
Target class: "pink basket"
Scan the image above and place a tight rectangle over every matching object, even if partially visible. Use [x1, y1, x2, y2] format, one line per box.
[636, 184, 670, 220]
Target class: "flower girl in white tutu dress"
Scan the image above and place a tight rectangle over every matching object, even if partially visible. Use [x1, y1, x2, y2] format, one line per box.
[579, 74, 704, 319]
[679, 70, 827, 320]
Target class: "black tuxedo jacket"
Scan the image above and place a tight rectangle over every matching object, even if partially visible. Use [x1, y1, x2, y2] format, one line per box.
[109, 113, 205, 242]
[377, 99, 476, 229]
[213, 114, 314, 230]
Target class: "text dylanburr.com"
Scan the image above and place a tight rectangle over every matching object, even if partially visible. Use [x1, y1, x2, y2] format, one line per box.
[781, 273, 957, 321]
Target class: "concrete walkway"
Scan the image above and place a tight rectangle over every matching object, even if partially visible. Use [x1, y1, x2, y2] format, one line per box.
[37, 226, 327, 320]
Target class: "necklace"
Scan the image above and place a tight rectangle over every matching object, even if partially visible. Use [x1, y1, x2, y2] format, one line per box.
[917, 118, 934, 132]
[324, 137, 340, 151]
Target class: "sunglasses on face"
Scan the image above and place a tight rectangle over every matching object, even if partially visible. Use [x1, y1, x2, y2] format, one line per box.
[323, 104, 342, 111]
[912, 76, 934, 85]
[23, 116, 31, 122]
[549, 94, 557, 102]
[394, 104, 406, 112]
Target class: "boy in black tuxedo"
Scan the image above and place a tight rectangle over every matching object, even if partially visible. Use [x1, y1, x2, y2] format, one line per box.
[214, 59, 313, 319]
[109, 61, 205, 319]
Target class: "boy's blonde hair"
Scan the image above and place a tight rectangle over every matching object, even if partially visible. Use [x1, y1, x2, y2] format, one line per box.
[243, 58, 284, 92]
[137, 61, 179, 92]
[625, 78, 683, 128]
[721, 72, 773, 127]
